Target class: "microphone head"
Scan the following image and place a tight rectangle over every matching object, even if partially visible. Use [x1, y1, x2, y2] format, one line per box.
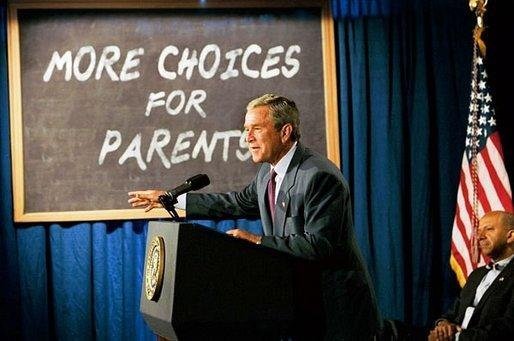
[185, 174, 210, 191]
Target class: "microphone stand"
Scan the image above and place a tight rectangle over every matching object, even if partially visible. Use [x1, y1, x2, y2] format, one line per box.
[158, 192, 182, 221]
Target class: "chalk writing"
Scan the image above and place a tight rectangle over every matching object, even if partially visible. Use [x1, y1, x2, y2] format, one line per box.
[98, 129, 250, 171]
[42, 42, 302, 170]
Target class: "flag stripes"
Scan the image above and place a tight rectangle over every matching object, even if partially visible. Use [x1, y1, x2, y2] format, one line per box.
[450, 51, 513, 286]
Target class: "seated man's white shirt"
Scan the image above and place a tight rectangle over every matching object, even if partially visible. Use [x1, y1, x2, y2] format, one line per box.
[456, 255, 514, 340]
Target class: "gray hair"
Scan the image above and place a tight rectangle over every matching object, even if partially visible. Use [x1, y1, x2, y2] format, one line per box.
[247, 93, 301, 141]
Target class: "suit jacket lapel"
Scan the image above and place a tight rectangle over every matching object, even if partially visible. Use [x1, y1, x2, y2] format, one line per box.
[473, 259, 514, 314]
[460, 267, 488, 311]
[273, 145, 304, 236]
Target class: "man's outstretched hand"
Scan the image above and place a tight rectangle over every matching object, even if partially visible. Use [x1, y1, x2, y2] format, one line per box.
[128, 190, 166, 212]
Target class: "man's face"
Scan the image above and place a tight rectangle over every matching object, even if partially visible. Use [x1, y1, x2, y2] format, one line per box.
[478, 213, 513, 260]
[244, 106, 287, 165]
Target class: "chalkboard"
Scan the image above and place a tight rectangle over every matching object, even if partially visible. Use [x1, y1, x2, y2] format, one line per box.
[8, 1, 339, 222]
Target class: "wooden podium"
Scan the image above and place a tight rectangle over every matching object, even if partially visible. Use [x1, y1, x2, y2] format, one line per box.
[140, 221, 323, 340]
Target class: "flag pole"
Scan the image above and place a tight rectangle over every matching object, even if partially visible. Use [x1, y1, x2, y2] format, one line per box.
[469, 0, 487, 268]
[468, 0, 488, 267]
[469, 0, 487, 57]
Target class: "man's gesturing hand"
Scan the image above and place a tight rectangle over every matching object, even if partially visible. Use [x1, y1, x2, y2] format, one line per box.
[128, 190, 166, 212]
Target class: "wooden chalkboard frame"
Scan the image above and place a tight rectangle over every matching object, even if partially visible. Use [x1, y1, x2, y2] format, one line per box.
[8, 0, 339, 222]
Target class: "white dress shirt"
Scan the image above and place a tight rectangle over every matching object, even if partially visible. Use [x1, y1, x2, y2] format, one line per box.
[269, 142, 298, 204]
[456, 254, 514, 339]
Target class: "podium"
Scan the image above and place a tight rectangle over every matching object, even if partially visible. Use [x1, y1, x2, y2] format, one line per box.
[140, 221, 323, 340]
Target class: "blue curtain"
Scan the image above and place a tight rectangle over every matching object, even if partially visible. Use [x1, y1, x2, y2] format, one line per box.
[1, 5, 21, 338]
[2, 0, 510, 339]
[335, 0, 475, 326]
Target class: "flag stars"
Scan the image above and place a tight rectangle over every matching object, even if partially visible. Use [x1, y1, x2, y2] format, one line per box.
[484, 93, 492, 102]
[488, 117, 496, 126]
[479, 116, 487, 125]
[478, 80, 486, 90]
[467, 127, 482, 138]
[481, 70, 487, 78]
[481, 104, 490, 114]
[477, 57, 483, 65]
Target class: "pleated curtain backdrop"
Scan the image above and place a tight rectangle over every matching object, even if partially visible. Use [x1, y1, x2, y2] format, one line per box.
[335, 0, 473, 325]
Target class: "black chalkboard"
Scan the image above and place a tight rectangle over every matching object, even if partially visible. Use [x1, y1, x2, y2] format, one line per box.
[8, 1, 338, 222]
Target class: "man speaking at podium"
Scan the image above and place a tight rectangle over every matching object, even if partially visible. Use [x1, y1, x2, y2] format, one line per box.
[129, 94, 380, 340]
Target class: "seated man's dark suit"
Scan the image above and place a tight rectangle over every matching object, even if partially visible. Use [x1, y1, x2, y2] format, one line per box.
[440, 260, 514, 340]
[186, 144, 380, 340]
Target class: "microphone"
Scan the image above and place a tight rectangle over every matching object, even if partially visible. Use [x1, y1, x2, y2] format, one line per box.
[166, 173, 210, 197]
[159, 174, 210, 220]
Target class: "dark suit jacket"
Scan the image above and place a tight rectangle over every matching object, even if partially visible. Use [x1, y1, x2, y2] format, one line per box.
[441, 259, 514, 340]
[186, 144, 380, 340]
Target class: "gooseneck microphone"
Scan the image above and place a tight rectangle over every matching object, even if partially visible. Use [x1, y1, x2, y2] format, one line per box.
[159, 174, 210, 220]
[166, 174, 210, 197]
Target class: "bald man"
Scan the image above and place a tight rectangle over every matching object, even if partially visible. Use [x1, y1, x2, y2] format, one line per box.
[429, 211, 514, 340]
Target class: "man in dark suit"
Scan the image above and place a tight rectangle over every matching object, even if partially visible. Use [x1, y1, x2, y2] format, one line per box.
[428, 210, 514, 340]
[129, 94, 380, 340]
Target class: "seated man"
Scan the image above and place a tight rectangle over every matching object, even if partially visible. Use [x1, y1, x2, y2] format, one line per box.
[428, 210, 514, 340]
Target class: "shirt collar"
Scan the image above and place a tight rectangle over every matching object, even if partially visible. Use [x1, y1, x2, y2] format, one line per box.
[270, 142, 297, 179]
[487, 254, 514, 271]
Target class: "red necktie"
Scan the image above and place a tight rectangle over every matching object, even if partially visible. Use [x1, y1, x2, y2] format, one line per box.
[267, 170, 277, 221]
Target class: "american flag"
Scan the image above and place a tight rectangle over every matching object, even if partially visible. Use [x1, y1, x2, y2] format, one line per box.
[450, 45, 513, 287]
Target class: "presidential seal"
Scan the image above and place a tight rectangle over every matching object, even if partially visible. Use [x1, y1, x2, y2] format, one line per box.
[144, 236, 165, 301]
